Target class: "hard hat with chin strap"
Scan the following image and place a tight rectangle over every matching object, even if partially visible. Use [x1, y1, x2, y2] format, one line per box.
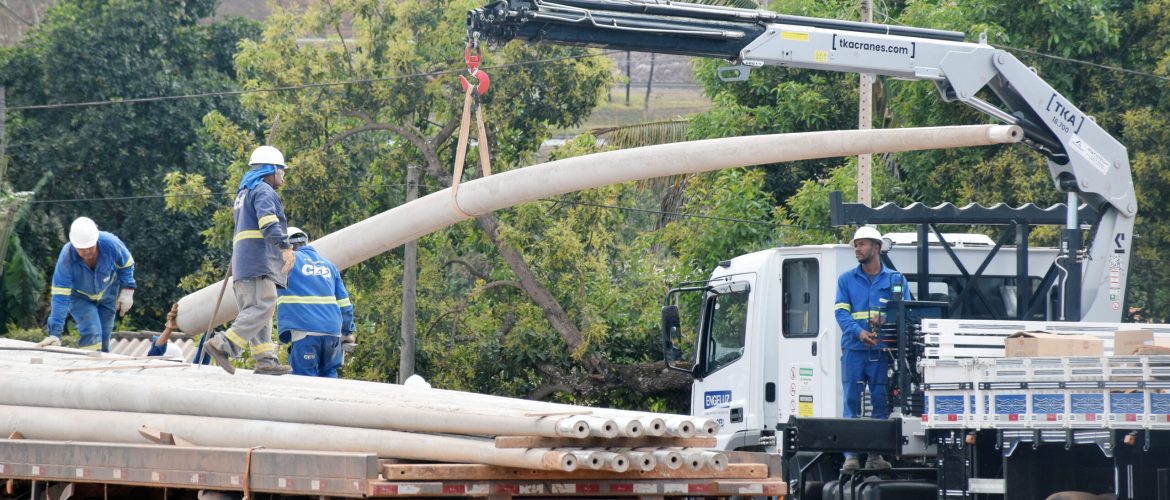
[850, 226, 883, 246]
[69, 217, 100, 249]
[248, 145, 286, 167]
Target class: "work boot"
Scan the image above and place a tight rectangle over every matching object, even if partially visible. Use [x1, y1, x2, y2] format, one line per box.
[253, 357, 292, 376]
[203, 335, 236, 375]
[841, 456, 861, 473]
[865, 454, 892, 470]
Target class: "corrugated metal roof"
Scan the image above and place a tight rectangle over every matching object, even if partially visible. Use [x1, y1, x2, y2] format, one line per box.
[109, 331, 202, 364]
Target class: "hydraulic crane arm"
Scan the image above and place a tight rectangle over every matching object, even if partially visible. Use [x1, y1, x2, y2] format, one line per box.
[468, 0, 1136, 321]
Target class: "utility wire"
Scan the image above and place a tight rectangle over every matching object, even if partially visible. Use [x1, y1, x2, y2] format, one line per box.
[2, 35, 1166, 113]
[21, 180, 806, 230]
[1000, 44, 1170, 83]
[0, 51, 622, 113]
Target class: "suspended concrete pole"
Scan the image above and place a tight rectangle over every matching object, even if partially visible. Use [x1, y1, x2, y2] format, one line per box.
[175, 125, 1022, 332]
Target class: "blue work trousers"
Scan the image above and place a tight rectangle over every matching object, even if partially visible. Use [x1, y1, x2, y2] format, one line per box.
[842, 348, 890, 419]
[71, 289, 118, 352]
[842, 349, 890, 460]
[290, 335, 342, 378]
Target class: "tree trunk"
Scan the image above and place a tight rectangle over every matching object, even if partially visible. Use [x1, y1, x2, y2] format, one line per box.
[398, 164, 420, 383]
[625, 52, 632, 107]
[475, 212, 608, 378]
[643, 53, 655, 110]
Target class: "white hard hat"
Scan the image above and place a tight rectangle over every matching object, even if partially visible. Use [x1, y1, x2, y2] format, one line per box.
[851, 226, 883, 245]
[69, 217, 100, 249]
[286, 226, 309, 245]
[404, 374, 432, 389]
[163, 343, 184, 361]
[248, 145, 286, 167]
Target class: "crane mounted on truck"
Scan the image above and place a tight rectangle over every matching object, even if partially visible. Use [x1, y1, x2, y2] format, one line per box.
[466, 1, 1169, 498]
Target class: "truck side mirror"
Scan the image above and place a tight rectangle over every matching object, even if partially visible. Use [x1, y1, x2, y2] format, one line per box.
[662, 305, 680, 360]
[661, 305, 692, 375]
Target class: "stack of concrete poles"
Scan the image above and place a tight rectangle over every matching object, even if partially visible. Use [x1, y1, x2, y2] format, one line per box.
[174, 125, 1023, 331]
[0, 340, 723, 472]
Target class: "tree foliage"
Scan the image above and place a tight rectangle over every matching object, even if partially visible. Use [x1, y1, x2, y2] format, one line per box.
[0, 0, 261, 332]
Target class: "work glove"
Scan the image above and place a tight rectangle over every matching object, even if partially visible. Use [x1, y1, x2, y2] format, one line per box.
[341, 334, 357, 355]
[115, 288, 135, 316]
[281, 247, 295, 274]
[165, 303, 178, 331]
[36, 336, 61, 348]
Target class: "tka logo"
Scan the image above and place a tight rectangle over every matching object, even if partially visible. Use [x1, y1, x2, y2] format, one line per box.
[1046, 93, 1085, 134]
[704, 390, 732, 409]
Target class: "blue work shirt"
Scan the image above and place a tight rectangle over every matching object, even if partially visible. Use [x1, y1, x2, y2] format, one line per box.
[276, 246, 354, 342]
[47, 232, 135, 336]
[232, 180, 289, 285]
[834, 264, 910, 352]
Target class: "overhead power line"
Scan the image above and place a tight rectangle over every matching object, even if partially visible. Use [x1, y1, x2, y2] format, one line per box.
[1, 37, 1166, 113]
[0, 51, 622, 113]
[20, 180, 803, 230]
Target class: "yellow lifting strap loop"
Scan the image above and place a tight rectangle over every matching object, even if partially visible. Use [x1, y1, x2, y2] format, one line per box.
[450, 83, 476, 219]
[450, 86, 492, 218]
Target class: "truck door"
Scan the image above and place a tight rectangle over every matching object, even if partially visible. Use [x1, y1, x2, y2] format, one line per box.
[777, 257, 824, 423]
[690, 279, 753, 449]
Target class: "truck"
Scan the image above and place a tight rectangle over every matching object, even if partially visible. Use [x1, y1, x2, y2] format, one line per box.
[467, 1, 1170, 498]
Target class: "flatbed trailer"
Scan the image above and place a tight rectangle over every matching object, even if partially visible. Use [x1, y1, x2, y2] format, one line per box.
[0, 439, 786, 498]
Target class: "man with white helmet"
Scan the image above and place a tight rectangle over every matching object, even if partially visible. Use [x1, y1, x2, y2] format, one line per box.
[202, 145, 295, 376]
[834, 226, 909, 473]
[276, 227, 355, 377]
[36, 217, 136, 352]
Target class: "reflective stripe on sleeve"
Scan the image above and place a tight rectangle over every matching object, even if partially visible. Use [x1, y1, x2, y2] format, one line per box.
[51, 287, 72, 296]
[277, 296, 340, 305]
[834, 302, 851, 311]
[258, 215, 279, 228]
[117, 256, 135, 269]
[336, 298, 352, 307]
[233, 230, 263, 243]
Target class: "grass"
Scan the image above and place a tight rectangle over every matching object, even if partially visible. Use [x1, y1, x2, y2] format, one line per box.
[560, 84, 712, 135]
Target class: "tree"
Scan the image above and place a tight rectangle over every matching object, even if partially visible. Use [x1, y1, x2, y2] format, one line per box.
[0, 0, 261, 332]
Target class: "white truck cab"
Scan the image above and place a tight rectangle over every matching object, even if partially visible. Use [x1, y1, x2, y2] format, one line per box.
[670, 237, 1062, 451]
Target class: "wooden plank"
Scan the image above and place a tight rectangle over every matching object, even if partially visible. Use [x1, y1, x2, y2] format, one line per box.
[380, 463, 767, 481]
[493, 436, 715, 449]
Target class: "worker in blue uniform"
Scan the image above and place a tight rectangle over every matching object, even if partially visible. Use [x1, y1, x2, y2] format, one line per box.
[276, 227, 355, 377]
[203, 145, 295, 375]
[834, 226, 909, 473]
[36, 217, 136, 352]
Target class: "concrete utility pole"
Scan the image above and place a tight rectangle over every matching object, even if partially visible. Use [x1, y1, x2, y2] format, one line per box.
[857, 0, 874, 207]
[400, 164, 419, 382]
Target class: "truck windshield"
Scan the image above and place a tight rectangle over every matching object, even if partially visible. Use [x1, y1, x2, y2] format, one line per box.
[702, 290, 750, 374]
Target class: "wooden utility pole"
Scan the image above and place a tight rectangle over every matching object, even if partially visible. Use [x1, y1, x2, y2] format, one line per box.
[857, 0, 873, 207]
[1, 86, 6, 186]
[399, 164, 419, 382]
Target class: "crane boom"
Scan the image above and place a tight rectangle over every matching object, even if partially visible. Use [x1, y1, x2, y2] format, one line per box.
[467, 0, 1136, 321]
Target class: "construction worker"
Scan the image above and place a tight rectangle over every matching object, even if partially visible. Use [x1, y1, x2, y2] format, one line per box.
[834, 226, 909, 473]
[277, 227, 355, 378]
[36, 217, 135, 352]
[202, 145, 295, 376]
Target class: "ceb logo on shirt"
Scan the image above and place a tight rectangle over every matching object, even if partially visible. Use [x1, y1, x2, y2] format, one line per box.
[300, 263, 332, 279]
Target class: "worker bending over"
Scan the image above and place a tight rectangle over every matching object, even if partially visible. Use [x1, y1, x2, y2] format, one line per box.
[277, 227, 355, 377]
[36, 217, 135, 352]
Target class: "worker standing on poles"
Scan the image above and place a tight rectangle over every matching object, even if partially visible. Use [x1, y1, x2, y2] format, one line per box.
[276, 227, 355, 378]
[35, 217, 136, 352]
[203, 145, 295, 376]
